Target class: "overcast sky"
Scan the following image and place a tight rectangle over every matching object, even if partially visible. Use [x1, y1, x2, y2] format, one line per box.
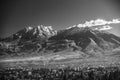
[1, 0, 120, 38]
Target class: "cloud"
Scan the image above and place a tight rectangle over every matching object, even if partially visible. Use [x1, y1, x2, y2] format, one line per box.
[76, 18, 120, 30]
[78, 18, 120, 27]
[94, 25, 112, 31]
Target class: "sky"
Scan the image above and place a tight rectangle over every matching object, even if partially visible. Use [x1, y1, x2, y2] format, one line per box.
[1, 0, 120, 38]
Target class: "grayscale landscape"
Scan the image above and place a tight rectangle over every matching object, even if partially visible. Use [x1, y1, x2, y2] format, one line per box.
[1, 0, 120, 80]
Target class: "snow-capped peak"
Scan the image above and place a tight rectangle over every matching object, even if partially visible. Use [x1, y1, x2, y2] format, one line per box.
[26, 26, 33, 32]
[37, 25, 56, 36]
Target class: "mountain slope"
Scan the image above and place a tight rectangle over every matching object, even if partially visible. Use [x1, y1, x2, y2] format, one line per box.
[1, 25, 56, 42]
[0, 25, 57, 54]
[0, 25, 120, 57]
[50, 26, 120, 50]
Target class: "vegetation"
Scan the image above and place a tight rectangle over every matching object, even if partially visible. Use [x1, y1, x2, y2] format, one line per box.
[0, 66, 120, 80]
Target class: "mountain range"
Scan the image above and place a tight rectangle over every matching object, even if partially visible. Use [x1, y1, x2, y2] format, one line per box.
[0, 25, 120, 57]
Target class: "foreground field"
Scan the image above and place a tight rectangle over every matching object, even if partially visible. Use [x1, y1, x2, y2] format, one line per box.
[0, 51, 120, 80]
[0, 50, 120, 69]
